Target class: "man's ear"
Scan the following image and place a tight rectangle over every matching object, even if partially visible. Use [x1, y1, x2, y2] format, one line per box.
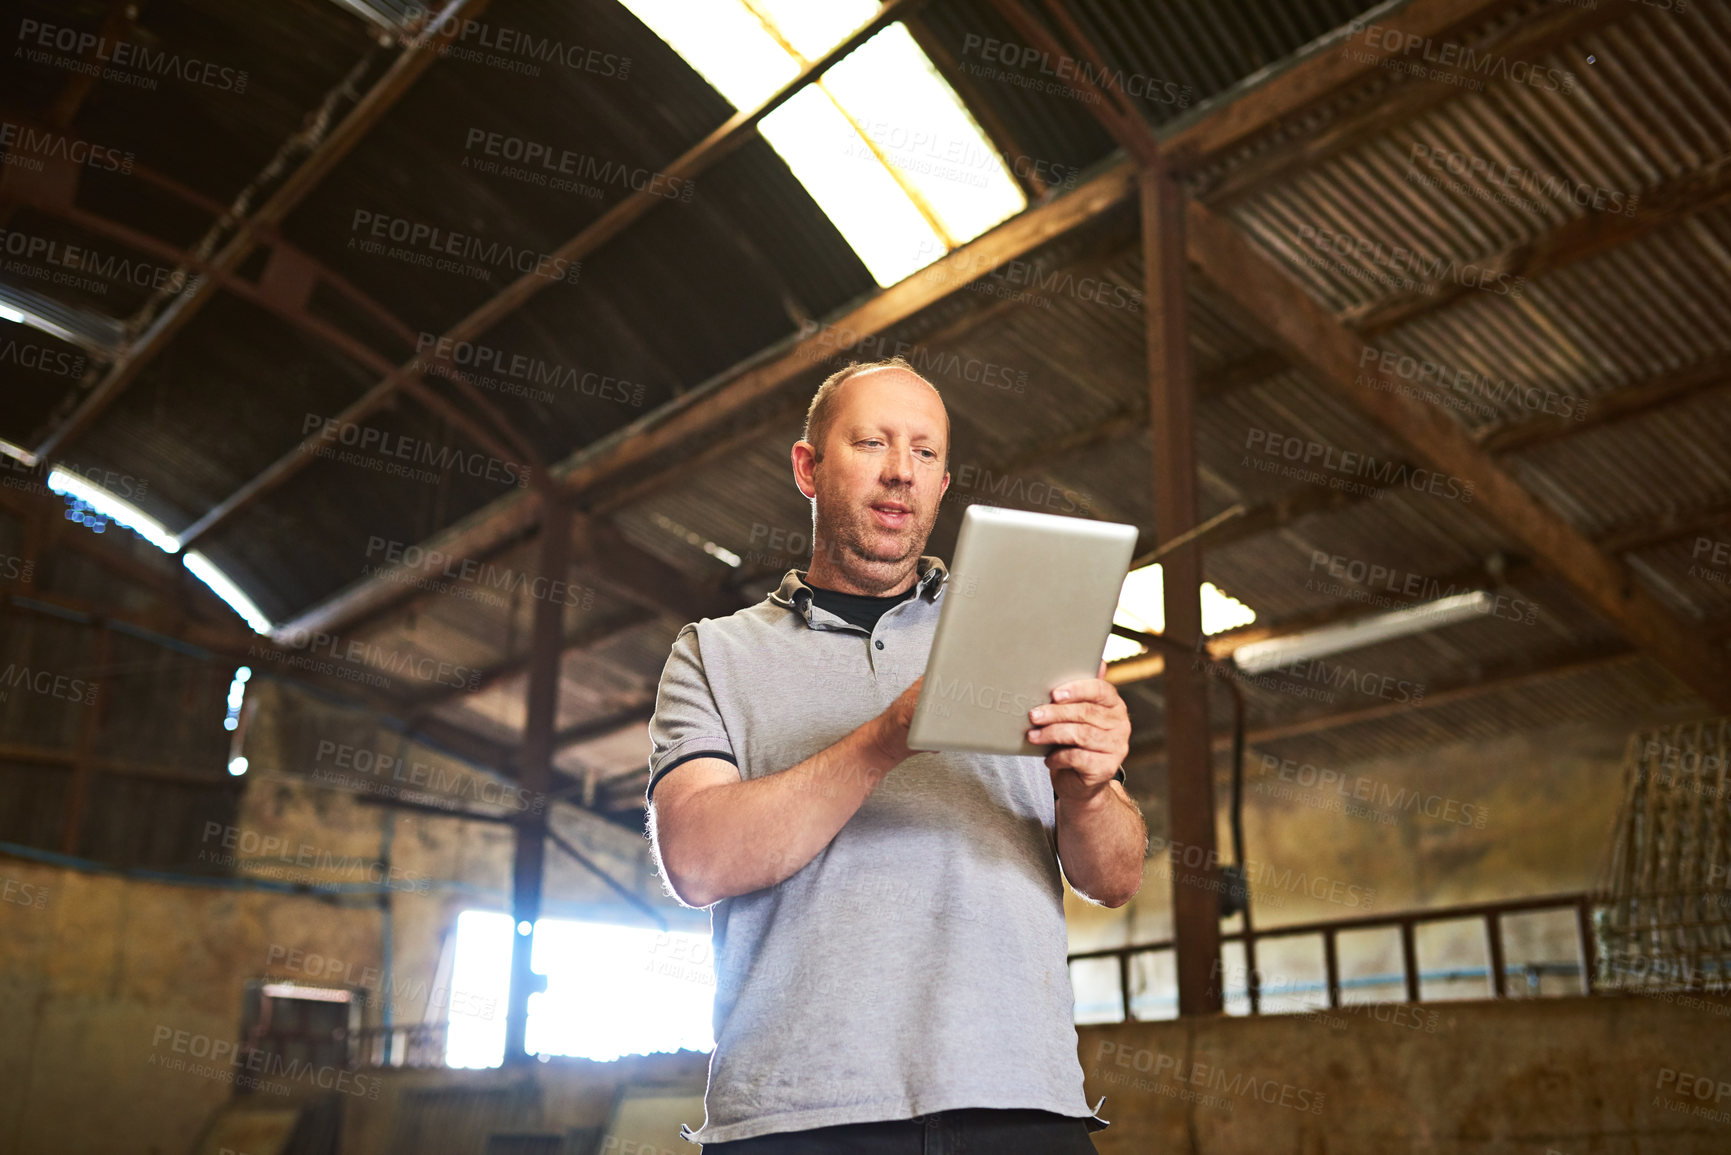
[791, 440, 817, 500]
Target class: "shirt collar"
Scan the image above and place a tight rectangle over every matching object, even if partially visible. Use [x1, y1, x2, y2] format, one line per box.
[770, 556, 948, 625]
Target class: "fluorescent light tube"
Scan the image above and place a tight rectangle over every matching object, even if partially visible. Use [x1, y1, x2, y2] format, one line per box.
[1232, 591, 1493, 675]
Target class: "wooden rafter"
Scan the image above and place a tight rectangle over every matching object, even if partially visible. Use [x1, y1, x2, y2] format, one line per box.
[1182, 199, 1731, 713]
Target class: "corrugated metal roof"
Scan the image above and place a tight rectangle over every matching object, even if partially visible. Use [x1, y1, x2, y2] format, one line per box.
[6, 0, 1730, 805]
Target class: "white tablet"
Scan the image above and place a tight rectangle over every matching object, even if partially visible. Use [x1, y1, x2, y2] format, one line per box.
[907, 504, 1139, 755]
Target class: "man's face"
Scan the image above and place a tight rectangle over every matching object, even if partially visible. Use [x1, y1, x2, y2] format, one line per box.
[796, 368, 950, 580]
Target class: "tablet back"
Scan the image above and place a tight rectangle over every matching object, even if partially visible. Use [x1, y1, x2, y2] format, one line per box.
[907, 505, 1139, 755]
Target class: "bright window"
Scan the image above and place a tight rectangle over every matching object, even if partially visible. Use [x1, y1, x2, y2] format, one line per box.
[1106, 565, 1257, 662]
[446, 910, 715, 1067]
[42, 467, 274, 635]
[619, 0, 1026, 286]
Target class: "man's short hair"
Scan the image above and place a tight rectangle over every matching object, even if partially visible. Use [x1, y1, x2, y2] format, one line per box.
[802, 357, 946, 463]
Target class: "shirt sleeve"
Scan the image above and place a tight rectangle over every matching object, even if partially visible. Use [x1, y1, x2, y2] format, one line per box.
[646, 622, 738, 803]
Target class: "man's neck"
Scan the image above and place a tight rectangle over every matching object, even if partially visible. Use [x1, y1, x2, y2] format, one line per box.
[803, 556, 920, 597]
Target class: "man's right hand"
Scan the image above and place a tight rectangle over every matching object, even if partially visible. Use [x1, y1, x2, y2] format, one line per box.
[868, 675, 923, 767]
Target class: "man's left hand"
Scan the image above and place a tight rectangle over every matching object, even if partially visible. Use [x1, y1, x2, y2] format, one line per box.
[1028, 661, 1130, 802]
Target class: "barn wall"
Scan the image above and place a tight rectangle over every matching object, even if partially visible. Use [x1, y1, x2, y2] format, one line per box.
[1078, 995, 1731, 1155]
[189, 994, 1726, 1155]
[0, 677, 684, 1155]
[0, 861, 379, 1155]
[1065, 712, 1651, 1016]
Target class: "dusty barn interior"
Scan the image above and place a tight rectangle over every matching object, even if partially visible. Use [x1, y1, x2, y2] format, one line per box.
[2, 0, 1729, 1151]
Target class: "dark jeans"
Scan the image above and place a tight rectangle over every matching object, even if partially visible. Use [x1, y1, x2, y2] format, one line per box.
[700, 1108, 1099, 1154]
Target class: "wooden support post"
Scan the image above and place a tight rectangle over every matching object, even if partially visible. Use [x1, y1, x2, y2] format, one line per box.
[1486, 913, 1507, 998]
[1244, 928, 1261, 1016]
[1323, 929, 1341, 1010]
[1142, 163, 1222, 1016]
[503, 496, 571, 1062]
[1576, 899, 1597, 995]
[1400, 920, 1421, 1003]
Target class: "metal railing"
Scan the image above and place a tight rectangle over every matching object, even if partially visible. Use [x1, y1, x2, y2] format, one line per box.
[350, 1022, 449, 1069]
[1069, 892, 1599, 1021]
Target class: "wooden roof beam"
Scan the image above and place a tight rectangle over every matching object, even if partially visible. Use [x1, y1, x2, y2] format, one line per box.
[25, 2, 490, 465]
[1182, 198, 1731, 713]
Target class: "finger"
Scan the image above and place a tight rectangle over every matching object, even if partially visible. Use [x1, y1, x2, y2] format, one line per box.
[1030, 701, 1107, 729]
[1051, 677, 1120, 706]
[1028, 721, 1115, 751]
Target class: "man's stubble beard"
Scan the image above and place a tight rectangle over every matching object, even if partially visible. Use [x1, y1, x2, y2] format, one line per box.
[810, 471, 942, 584]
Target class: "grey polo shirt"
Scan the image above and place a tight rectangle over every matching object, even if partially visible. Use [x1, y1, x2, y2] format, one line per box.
[647, 556, 1110, 1146]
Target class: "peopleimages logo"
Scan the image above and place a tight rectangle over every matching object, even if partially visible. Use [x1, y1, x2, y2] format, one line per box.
[0, 662, 98, 706]
[348, 209, 581, 286]
[0, 120, 134, 173]
[797, 319, 1031, 393]
[414, 334, 644, 407]
[1406, 143, 1639, 217]
[404, 6, 631, 79]
[1148, 834, 1377, 911]
[0, 335, 87, 380]
[198, 823, 431, 893]
[1357, 343, 1585, 423]
[259, 623, 483, 692]
[302, 413, 532, 488]
[462, 129, 693, 201]
[1294, 222, 1525, 298]
[150, 1026, 381, 1099]
[314, 737, 544, 812]
[1093, 1041, 1326, 1113]
[959, 34, 1194, 108]
[1242, 428, 1475, 505]
[1256, 754, 1490, 829]
[1, 877, 49, 911]
[17, 19, 249, 92]
[1346, 19, 1575, 94]
[0, 228, 197, 293]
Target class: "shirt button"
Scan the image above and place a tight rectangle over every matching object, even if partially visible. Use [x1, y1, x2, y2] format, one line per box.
[875, 639, 885, 650]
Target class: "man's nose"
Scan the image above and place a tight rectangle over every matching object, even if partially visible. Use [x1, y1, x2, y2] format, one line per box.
[882, 447, 917, 484]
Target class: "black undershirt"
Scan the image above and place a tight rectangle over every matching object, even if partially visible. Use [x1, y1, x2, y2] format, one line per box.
[806, 578, 917, 632]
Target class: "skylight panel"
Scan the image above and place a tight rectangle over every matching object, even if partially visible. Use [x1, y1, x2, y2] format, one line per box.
[44, 467, 276, 635]
[48, 468, 179, 553]
[758, 88, 947, 286]
[185, 551, 274, 636]
[822, 23, 1025, 246]
[619, 0, 795, 108]
[747, 0, 877, 60]
[617, 0, 1028, 288]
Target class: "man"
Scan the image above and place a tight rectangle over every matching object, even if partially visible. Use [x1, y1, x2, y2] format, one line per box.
[646, 357, 1147, 1152]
